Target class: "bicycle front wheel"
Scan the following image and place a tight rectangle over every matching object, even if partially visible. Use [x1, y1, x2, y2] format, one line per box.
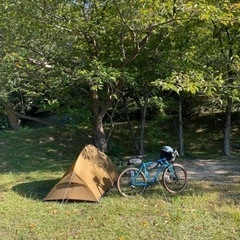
[162, 163, 188, 194]
[117, 167, 146, 197]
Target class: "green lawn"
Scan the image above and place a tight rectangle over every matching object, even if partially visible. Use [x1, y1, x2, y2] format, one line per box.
[0, 127, 239, 240]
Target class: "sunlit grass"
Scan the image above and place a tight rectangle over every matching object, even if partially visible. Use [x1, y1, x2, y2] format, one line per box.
[0, 127, 239, 240]
[0, 176, 239, 240]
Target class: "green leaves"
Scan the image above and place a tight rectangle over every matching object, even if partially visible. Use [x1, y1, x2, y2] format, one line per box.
[0, 0, 239, 131]
[76, 60, 121, 91]
[154, 70, 204, 95]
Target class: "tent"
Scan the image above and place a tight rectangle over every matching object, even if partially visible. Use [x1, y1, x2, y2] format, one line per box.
[44, 144, 118, 202]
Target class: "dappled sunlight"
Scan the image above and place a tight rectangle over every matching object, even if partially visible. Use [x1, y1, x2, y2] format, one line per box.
[186, 180, 240, 206]
[185, 159, 240, 183]
[195, 128, 206, 133]
[0, 127, 88, 174]
[0, 122, 239, 240]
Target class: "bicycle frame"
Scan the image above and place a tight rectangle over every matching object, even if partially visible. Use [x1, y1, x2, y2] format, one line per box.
[131, 158, 174, 187]
[117, 149, 187, 196]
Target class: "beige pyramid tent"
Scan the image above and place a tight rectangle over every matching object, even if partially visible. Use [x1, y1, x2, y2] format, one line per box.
[44, 144, 118, 202]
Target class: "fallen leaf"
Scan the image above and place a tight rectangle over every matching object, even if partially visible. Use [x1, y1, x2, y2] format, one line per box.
[28, 223, 36, 228]
[141, 220, 148, 226]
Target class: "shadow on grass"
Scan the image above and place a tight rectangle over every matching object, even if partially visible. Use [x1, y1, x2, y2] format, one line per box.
[139, 180, 240, 205]
[12, 179, 59, 200]
[0, 127, 92, 174]
[188, 181, 240, 205]
[13, 179, 117, 203]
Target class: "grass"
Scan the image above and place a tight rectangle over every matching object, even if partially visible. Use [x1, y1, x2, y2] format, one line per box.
[0, 126, 240, 240]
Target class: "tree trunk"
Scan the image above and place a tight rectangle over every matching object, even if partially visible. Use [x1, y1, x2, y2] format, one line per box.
[178, 95, 185, 156]
[5, 107, 51, 130]
[89, 86, 110, 153]
[139, 95, 149, 155]
[123, 95, 139, 153]
[6, 108, 21, 130]
[125, 92, 151, 155]
[93, 115, 108, 153]
[222, 96, 232, 157]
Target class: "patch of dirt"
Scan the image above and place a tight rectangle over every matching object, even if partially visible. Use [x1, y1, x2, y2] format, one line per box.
[183, 159, 240, 183]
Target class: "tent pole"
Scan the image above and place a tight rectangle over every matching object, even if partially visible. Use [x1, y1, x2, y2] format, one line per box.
[61, 173, 76, 204]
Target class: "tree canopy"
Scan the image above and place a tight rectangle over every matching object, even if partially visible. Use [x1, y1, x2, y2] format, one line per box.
[0, 0, 239, 155]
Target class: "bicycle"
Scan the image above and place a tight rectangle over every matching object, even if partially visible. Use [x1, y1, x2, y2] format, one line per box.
[117, 147, 188, 197]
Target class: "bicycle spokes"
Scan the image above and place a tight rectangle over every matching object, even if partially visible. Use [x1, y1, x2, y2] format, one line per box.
[117, 168, 146, 197]
[162, 164, 188, 194]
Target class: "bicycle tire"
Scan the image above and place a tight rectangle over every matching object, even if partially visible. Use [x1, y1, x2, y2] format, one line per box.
[162, 163, 188, 194]
[117, 167, 146, 197]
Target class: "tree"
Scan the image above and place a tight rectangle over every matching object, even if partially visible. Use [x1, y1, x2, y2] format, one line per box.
[199, 1, 240, 156]
[212, 4, 240, 156]
[122, 65, 155, 155]
[2, 0, 238, 156]
[152, 0, 240, 157]
[2, 0, 196, 152]
[109, 0, 212, 154]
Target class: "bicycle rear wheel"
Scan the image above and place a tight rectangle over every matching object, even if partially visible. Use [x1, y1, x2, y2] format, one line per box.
[117, 167, 146, 197]
[162, 163, 187, 194]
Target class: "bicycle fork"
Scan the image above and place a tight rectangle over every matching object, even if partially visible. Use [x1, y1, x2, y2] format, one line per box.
[166, 165, 178, 182]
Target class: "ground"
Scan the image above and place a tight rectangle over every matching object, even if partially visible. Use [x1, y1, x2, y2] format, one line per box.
[184, 159, 240, 183]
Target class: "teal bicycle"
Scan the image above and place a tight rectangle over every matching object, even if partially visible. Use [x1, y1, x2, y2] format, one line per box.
[117, 146, 188, 197]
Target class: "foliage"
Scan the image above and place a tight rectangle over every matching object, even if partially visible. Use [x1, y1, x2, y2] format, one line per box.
[0, 0, 240, 153]
[0, 115, 11, 131]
